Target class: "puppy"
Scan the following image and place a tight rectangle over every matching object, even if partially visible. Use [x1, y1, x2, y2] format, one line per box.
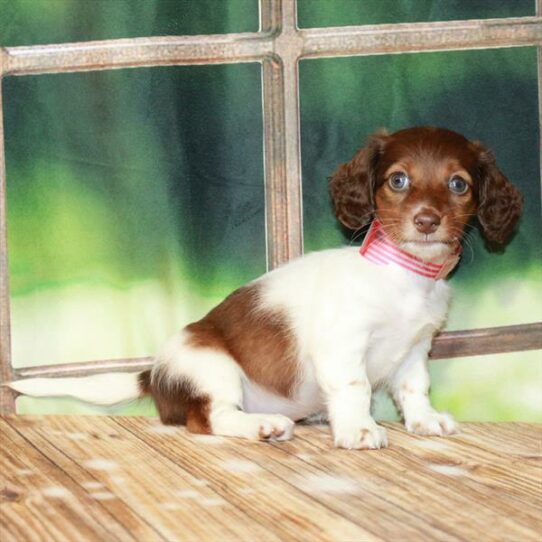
[9, 127, 522, 449]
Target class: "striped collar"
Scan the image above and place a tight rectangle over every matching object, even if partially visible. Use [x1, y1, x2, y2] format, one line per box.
[359, 220, 461, 280]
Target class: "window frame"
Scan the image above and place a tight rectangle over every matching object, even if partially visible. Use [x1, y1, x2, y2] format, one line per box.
[1, 0, 541, 413]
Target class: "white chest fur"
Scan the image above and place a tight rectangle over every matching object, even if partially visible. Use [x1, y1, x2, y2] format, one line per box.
[251, 247, 452, 417]
[362, 269, 450, 385]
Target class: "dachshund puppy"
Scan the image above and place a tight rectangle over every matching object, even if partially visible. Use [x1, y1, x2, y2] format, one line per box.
[10, 127, 522, 449]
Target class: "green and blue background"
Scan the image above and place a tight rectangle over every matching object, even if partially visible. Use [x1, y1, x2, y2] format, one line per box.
[1, 0, 540, 421]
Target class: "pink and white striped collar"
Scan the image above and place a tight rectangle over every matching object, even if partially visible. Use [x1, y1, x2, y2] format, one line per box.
[359, 220, 461, 280]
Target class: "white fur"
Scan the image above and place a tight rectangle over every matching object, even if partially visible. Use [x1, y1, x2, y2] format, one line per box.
[150, 246, 453, 446]
[252, 247, 452, 447]
[8, 373, 140, 405]
[9, 246, 455, 448]
[241, 363, 323, 420]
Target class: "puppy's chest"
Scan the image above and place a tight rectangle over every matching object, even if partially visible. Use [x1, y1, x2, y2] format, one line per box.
[363, 281, 450, 380]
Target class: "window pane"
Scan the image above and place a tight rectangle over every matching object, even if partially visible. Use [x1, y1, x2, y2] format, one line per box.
[4, 64, 265, 367]
[300, 47, 540, 324]
[0, 0, 258, 46]
[300, 47, 539, 274]
[298, 0, 535, 28]
[300, 47, 541, 421]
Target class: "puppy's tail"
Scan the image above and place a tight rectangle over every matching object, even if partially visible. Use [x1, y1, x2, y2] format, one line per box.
[6, 371, 150, 406]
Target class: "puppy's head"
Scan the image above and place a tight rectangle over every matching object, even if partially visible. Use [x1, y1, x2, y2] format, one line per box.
[330, 126, 523, 259]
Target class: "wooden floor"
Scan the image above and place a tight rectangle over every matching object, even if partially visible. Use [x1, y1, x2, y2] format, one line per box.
[1, 416, 541, 542]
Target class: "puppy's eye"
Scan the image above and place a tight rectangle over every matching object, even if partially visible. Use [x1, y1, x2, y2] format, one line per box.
[388, 172, 410, 192]
[448, 176, 469, 195]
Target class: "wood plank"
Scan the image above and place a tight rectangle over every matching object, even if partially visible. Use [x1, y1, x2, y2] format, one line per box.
[246, 425, 498, 541]
[2, 416, 541, 542]
[301, 422, 542, 541]
[4, 416, 277, 542]
[430, 322, 542, 359]
[0, 418, 140, 542]
[115, 416, 380, 542]
[459, 422, 542, 455]
[179, 426, 460, 541]
[0, 86, 16, 416]
[386, 424, 542, 520]
[388, 422, 542, 473]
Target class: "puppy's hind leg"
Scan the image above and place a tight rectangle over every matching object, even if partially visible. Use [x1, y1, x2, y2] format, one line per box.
[210, 404, 295, 441]
[148, 332, 294, 441]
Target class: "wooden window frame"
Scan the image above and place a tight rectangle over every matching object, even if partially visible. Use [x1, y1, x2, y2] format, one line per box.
[1, 0, 541, 413]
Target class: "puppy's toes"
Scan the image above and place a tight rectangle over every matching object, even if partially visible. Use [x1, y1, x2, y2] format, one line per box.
[406, 411, 458, 437]
[257, 415, 295, 441]
[334, 422, 388, 450]
[210, 410, 295, 441]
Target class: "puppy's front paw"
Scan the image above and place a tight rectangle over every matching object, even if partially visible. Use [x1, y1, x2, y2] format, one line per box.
[333, 422, 388, 450]
[406, 411, 458, 436]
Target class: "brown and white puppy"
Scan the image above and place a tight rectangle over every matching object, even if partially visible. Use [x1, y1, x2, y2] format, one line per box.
[10, 127, 523, 449]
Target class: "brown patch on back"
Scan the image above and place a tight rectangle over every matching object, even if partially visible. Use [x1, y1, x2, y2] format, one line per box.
[185, 283, 299, 398]
[138, 369, 211, 434]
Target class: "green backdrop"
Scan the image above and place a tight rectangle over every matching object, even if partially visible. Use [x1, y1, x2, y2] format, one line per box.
[1, 0, 540, 421]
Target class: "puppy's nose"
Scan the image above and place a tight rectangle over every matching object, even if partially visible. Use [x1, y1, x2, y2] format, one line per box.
[414, 211, 441, 234]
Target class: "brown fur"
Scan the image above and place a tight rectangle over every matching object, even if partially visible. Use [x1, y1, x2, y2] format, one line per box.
[330, 127, 523, 245]
[471, 142, 524, 245]
[185, 283, 299, 398]
[138, 369, 211, 433]
[329, 130, 389, 230]
[139, 283, 299, 431]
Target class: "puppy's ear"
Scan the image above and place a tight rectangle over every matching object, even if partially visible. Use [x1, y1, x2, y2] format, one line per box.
[329, 131, 389, 230]
[472, 142, 523, 245]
